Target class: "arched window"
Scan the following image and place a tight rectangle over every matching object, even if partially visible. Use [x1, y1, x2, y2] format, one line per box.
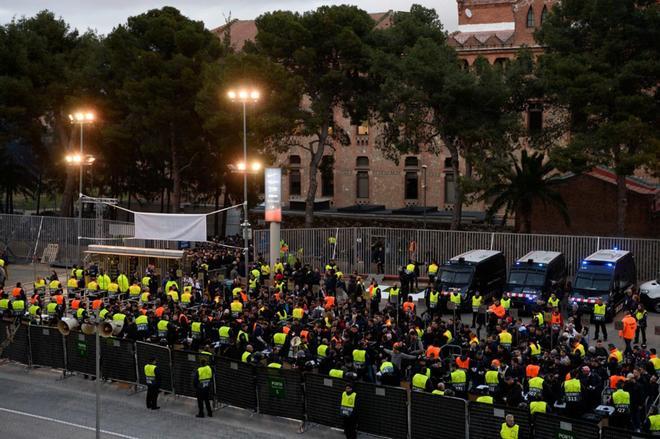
[289, 155, 301, 166]
[320, 156, 334, 197]
[527, 7, 535, 28]
[541, 6, 548, 25]
[404, 156, 419, 168]
[356, 156, 369, 168]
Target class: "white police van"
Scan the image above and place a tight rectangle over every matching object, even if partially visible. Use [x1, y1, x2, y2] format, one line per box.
[640, 272, 660, 313]
[569, 249, 636, 321]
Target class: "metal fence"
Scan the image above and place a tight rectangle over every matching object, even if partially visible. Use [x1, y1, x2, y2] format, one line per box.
[0, 213, 177, 267]
[0, 321, 655, 439]
[254, 227, 660, 282]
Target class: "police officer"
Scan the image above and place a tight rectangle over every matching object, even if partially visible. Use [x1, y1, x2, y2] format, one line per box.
[610, 381, 631, 429]
[194, 357, 213, 418]
[144, 357, 160, 410]
[592, 297, 607, 341]
[340, 383, 357, 439]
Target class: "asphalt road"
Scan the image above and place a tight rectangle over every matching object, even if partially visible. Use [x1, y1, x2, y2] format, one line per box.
[0, 363, 346, 439]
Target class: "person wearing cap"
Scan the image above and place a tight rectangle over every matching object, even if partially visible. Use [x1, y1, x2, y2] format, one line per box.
[340, 383, 357, 439]
[500, 414, 519, 439]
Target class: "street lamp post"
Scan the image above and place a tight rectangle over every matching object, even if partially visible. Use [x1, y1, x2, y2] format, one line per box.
[227, 89, 260, 286]
[422, 165, 428, 229]
[68, 111, 95, 263]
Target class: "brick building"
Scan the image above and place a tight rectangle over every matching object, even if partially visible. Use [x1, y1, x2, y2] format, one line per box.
[214, 1, 657, 236]
[531, 168, 659, 238]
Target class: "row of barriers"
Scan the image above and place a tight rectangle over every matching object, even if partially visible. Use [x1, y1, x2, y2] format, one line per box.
[0, 321, 655, 439]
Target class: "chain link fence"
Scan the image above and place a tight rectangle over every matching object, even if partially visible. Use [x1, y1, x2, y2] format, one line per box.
[254, 227, 660, 282]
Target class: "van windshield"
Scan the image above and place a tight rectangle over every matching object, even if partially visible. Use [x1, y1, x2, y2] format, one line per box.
[574, 273, 611, 293]
[439, 268, 473, 286]
[508, 271, 545, 287]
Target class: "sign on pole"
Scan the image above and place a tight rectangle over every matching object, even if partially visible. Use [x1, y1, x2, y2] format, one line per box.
[265, 168, 282, 223]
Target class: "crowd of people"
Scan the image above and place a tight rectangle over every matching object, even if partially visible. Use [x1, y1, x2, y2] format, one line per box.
[0, 250, 659, 436]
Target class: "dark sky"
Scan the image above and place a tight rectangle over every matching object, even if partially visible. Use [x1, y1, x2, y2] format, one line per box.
[0, 0, 458, 34]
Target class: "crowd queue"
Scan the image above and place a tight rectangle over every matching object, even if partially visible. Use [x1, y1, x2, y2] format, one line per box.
[0, 249, 658, 438]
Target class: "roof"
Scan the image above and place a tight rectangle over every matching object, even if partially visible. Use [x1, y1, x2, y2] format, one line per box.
[451, 249, 502, 263]
[584, 249, 630, 263]
[516, 251, 562, 264]
[449, 30, 515, 47]
[213, 11, 394, 50]
[552, 167, 659, 196]
[85, 245, 185, 260]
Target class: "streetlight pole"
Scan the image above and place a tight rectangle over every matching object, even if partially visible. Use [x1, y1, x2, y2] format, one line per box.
[227, 89, 260, 288]
[422, 165, 428, 229]
[68, 111, 95, 263]
[242, 100, 249, 284]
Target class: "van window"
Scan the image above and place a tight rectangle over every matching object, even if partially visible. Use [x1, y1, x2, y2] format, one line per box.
[440, 269, 472, 285]
[574, 273, 611, 292]
[510, 272, 545, 286]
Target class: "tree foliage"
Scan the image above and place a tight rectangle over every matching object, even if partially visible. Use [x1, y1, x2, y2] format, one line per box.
[370, 6, 520, 229]
[536, 0, 660, 235]
[252, 5, 375, 226]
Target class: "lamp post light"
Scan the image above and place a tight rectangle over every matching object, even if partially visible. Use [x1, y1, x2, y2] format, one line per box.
[422, 165, 428, 229]
[227, 88, 260, 285]
[68, 111, 95, 262]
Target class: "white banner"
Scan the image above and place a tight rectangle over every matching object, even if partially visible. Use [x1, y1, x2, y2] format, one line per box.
[134, 212, 207, 242]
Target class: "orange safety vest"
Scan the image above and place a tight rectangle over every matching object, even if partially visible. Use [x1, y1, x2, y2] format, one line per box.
[240, 292, 248, 303]
[274, 292, 281, 302]
[456, 357, 470, 369]
[403, 301, 415, 313]
[551, 313, 562, 324]
[300, 330, 309, 342]
[426, 346, 440, 359]
[282, 326, 291, 335]
[489, 304, 505, 319]
[92, 299, 103, 310]
[155, 306, 165, 318]
[12, 288, 22, 298]
[71, 299, 81, 310]
[324, 296, 336, 310]
[30, 294, 40, 305]
[526, 364, 540, 378]
[55, 295, 64, 305]
[620, 316, 637, 340]
[609, 375, 625, 390]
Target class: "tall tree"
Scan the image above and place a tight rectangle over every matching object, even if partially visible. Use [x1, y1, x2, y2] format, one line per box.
[482, 151, 569, 233]
[252, 5, 374, 226]
[0, 10, 101, 216]
[370, 6, 519, 229]
[536, 0, 660, 235]
[103, 7, 224, 212]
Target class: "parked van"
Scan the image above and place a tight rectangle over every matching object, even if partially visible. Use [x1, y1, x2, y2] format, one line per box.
[437, 249, 507, 310]
[569, 249, 636, 321]
[506, 251, 567, 312]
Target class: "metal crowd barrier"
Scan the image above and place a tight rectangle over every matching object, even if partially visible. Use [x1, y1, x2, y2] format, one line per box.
[411, 391, 467, 439]
[533, 413, 600, 439]
[215, 357, 257, 411]
[468, 401, 532, 439]
[0, 322, 656, 439]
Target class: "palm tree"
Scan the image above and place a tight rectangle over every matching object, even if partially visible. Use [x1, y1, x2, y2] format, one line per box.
[483, 151, 569, 233]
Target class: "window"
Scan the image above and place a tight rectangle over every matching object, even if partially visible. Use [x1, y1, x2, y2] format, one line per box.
[289, 155, 301, 165]
[541, 6, 548, 25]
[444, 157, 453, 169]
[356, 171, 369, 199]
[289, 169, 301, 196]
[527, 7, 535, 28]
[320, 156, 334, 197]
[528, 103, 543, 134]
[494, 58, 509, 69]
[356, 156, 369, 168]
[357, 122, 369, 136]
[405, 172, 419, 200]
[444, 173, 456, 204]
[404, 156, 419, 168]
